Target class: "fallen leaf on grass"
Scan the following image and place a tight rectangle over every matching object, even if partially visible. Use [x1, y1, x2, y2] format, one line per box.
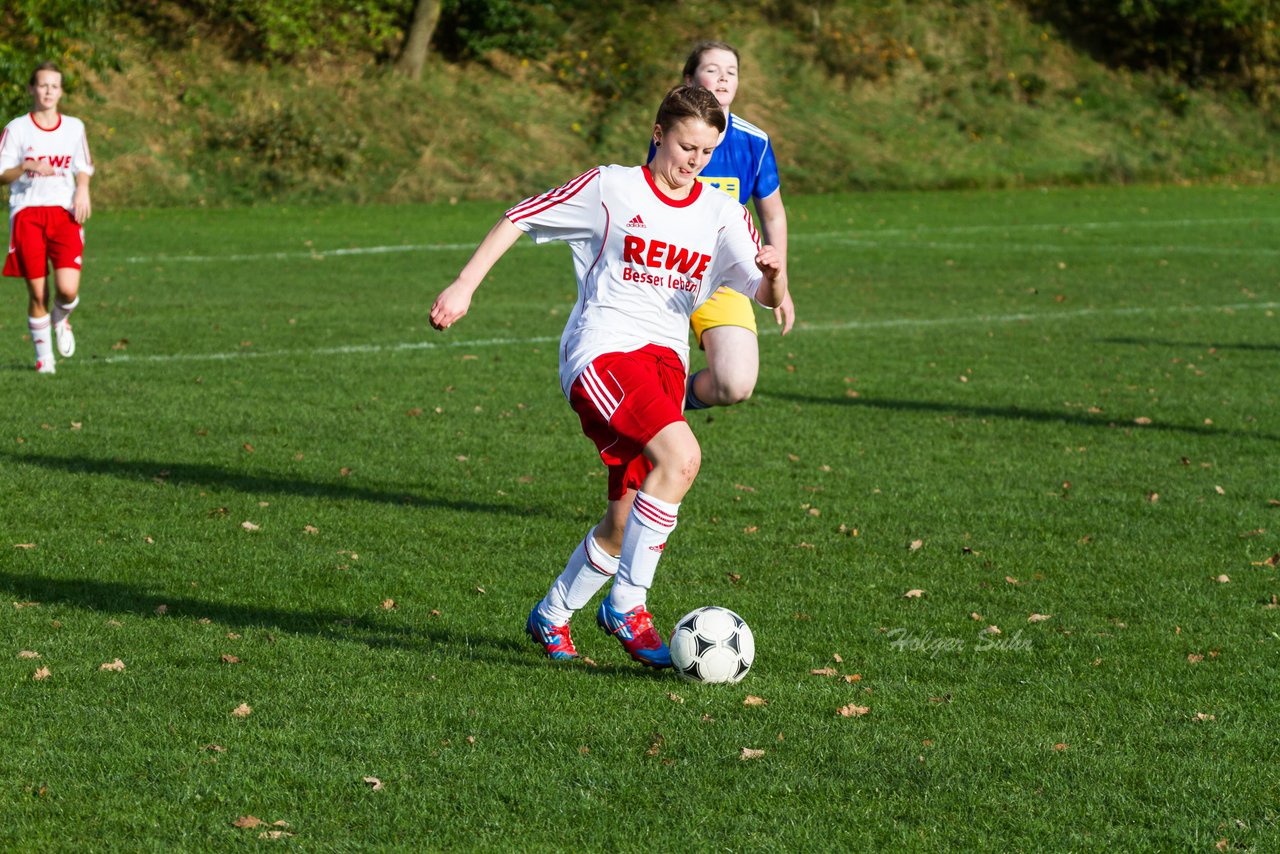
[1028, 613, 1053, 623]
[13, 543, 36, 550]
[154, 604, 168, 615]
[221, 654, 241, 664]
[99, 659, 125, 671]
[844, 674, 862, 683]
[1215, 574, 1231, 583]
[837, 704, 870, 718]
[241, 521, 260, 532]
[203, 744, 226, 753]
[666, 692, 683, 704]
[903, 589, 925, 599]
[33, 666, 51, 681]
[739, 748, 765, 761]
[1187, 653, 1205, 664]
[17, 650, 40, 659]
[303, 525, 319, 535]
[645, 734, 665, 757]
[231, 703, 252, 718]
[810, 667, 838, 677]
[1194, 712, 1216, 722]
[908, 539, 924, 551]
[362, 776, 383, 791]
[381, 599, 397, 610]
[1053, 743, 1069, 751]
[232, 816, 264, 829]
[743, 695, 768, 707]
[1134, 416, 1152, 425]
[13, 601, 39, 609]
[259, 830, 293, 840]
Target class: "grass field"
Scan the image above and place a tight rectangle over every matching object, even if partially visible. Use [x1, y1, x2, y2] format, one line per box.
[2, 184, 1278, 850]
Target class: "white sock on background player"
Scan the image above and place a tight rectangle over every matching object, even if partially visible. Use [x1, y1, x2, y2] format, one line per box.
[608, 492, 679, 613]
[29, 315, 54, 372]
[52, 296, 78, 358]
[539, 530, 619, 625]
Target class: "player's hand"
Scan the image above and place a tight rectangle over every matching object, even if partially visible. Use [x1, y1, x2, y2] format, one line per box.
[773, 285, 795, 335]
[73, 187, 91, 223]
[755, 245, 781, 279]
[429, 281, 474, 331]
[24, 158, 55, 177]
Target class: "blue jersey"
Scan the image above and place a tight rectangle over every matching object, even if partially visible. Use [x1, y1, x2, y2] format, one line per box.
[648, 112, 780, 206]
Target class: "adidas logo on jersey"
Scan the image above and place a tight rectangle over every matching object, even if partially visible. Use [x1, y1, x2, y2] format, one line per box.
[626, 215, 646, 228]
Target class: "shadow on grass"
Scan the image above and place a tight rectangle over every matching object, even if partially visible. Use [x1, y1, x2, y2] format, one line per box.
[0, 569, 670, 680]
[1, 450, 543, 516]
[1096, 337, 1280, 354]
[767, 393, 1279, 441]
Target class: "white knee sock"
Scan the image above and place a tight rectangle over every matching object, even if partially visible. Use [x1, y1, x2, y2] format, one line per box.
[52, 295, 78, 327]
[609, 492, 679, 613]
[29, 316, 53, 366]
[539, 530, 618, 625]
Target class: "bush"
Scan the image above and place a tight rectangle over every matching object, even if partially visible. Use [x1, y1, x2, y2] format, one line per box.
[149, 0, 414, 61]
[1026, 0, 1277, 103]
[0, 0, 116, 121]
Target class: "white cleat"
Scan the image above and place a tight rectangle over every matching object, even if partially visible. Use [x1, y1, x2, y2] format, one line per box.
[55, 318, 75, 358]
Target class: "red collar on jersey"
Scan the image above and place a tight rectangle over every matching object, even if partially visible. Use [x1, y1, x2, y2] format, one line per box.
[29, 113, 63, 132]
[642, 165, 703, 208]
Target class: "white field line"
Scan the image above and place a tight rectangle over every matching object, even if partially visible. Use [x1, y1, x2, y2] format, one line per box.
[824, 238, 1280, 257]
[99, 300, 1279, 366]
[111, 215, 1280, 265]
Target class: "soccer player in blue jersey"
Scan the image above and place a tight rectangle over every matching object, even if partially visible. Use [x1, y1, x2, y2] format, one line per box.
[650, 41, 795, 410]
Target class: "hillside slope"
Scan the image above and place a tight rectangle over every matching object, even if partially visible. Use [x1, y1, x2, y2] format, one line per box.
[82, 4, 1277, 208]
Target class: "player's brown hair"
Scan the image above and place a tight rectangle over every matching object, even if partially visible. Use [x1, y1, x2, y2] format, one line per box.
[681, 40, 741, 81]
[654, 85, 726, 135]
[29, 62, 62, 86]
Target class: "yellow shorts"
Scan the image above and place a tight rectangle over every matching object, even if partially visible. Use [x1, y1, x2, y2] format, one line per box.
[691, 286, 757, 348]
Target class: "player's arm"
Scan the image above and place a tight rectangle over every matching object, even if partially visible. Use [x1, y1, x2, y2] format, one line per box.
[73, 170, 92, 223]
[754, 188, 794, 335]
[429, 217, 523, 330]
[0, 158, 54, 184]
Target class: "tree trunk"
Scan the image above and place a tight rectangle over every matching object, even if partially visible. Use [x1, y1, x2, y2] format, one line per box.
[394, 0, 441, 80]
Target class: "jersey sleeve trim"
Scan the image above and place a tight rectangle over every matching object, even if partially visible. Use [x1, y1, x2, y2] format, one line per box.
[507, 168, 601, 224]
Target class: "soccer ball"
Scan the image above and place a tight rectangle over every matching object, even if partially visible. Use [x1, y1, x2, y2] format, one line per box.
[669, 606, 755, 684]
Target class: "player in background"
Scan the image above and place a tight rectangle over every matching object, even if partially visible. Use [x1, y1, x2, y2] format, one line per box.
[650, 40, 795, 410]
[0, 62, 94, 374]
[430, 85, 786, 668]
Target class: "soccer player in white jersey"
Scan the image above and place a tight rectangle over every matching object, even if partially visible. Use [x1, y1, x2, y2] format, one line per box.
[0, 62, 94, 374]
[655, 41, 795, 411]
[430, 85, 786, 668]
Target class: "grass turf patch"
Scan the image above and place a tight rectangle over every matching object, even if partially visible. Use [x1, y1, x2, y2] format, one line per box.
[1, 184, 1277, 849]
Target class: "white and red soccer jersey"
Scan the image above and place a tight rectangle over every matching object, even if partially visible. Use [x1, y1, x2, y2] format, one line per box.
[507, 164, 763, 397]
[0, 113, 94, 222]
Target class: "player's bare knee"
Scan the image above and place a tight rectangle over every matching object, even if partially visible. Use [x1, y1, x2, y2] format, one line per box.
[711, 372, 755, 405]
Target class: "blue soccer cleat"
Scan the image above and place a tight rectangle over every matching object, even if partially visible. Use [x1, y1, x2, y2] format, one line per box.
[526, 605, 579, 661]
[596, 599, 671, 669]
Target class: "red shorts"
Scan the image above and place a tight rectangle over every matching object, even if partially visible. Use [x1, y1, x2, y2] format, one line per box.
[569, 344, 687, 500]
[4, 206, 84, 279]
